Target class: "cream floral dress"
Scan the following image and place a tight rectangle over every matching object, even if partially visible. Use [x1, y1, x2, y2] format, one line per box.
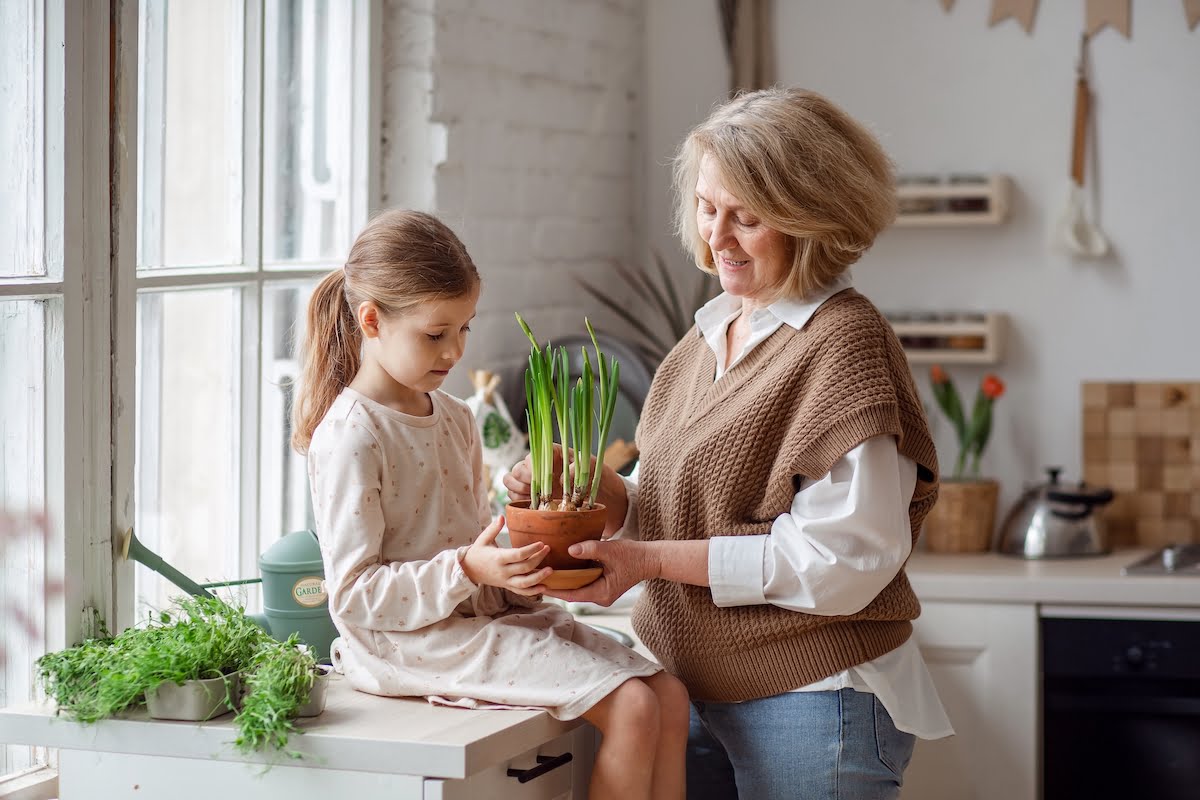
[308, 387, 660, 720]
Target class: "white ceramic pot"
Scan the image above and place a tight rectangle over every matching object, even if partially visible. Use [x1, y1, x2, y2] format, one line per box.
[145, 672, 239, 721]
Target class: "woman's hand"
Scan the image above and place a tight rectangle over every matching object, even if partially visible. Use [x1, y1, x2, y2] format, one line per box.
[501, 446, 565, 504]
[544, 538, 661, 606]
[461, 516, 550, 596]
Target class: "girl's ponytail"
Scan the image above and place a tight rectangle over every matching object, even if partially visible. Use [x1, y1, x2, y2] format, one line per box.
[291, 269, 361, 453]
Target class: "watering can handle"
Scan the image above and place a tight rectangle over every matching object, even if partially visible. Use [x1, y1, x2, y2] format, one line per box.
[1071, 78, 1089, 186]
[1070, 33, 1090, 186]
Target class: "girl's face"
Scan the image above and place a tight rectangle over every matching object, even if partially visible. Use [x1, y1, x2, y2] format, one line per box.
[365, 284, 480, 397]
[695, 154, 791, 308]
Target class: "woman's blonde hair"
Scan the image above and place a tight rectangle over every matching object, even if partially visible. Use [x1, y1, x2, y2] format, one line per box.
[291, 209, 479, 453]
[673, 87, 897, 301]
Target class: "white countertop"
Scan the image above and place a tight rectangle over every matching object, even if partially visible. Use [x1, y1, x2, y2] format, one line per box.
[905, 548, 1200, 608]
[0, 675, 580, 779]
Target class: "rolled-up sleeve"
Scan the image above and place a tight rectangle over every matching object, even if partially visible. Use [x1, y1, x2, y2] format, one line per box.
[708, 435, 917, 614]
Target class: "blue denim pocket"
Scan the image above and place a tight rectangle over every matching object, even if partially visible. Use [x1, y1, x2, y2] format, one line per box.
[872, 695, 916, 778]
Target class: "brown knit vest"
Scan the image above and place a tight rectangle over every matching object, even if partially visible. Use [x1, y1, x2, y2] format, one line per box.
[630, 289, 939, 702]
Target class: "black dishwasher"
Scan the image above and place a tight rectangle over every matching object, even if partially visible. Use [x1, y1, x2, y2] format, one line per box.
[1042, 616, 1200, 800]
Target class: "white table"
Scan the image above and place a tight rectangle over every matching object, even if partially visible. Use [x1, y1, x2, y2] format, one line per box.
[0, 675, 596, 800]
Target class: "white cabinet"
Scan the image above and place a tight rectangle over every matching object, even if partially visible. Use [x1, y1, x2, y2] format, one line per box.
[425, 725, 596, 800]
[903, 601, 1039, 800]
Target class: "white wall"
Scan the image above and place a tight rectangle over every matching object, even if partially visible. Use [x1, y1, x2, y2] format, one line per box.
[381, 0, 643, 398]
[644, 0, 1200, 518]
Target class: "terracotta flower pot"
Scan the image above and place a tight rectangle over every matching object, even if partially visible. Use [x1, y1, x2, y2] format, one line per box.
[505, 500, 607, 570]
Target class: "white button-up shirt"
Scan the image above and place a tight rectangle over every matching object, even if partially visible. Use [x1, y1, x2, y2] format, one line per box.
[619, 272, 952, 739]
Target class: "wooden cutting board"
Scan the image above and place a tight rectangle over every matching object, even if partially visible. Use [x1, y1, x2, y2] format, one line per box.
[1082, 382, 1200, 548]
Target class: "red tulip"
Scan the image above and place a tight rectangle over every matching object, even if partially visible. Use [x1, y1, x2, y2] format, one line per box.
[930, 364, 948, 384]
[981, 374, 1005, 400]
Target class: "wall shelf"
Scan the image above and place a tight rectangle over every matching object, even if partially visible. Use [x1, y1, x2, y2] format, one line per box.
[887, 312, 1006, 365]
[894, 174, 1011, 227]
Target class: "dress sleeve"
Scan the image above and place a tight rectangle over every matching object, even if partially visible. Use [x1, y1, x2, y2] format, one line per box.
[312, 418, 477, 631]
[708, 435, 917, 614]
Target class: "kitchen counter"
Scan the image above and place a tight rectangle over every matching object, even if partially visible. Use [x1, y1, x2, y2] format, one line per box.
[905, 548, 1200, 608]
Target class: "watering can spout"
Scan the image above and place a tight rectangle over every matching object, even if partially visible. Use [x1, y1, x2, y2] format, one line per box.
[117, 527, 216, 599]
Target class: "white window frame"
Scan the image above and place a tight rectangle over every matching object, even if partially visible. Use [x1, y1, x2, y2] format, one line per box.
[113, 0, 381, 628]
[1, 0, 380, 791]
[0, 0, 114, 786]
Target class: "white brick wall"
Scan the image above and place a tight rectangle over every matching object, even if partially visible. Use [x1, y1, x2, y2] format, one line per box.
[381, 0, 643, 398]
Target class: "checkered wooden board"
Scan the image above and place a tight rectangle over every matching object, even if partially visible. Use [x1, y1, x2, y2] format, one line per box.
[1082, 382, 1200, 548]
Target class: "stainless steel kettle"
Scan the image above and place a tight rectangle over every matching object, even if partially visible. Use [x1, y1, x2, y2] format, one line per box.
[997, 467, 1114, 558]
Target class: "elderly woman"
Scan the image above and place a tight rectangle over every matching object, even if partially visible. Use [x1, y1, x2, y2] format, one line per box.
[505, 87, 951, 799]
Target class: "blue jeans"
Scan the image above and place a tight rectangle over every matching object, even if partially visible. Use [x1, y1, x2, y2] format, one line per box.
[686, 688, 914, 800]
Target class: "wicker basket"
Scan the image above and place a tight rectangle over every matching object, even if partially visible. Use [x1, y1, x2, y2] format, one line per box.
[923, 479, 999, 553]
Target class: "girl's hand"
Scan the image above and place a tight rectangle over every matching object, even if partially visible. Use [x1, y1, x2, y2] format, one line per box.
[461, 515, 551, 596]
[543, 538, 659, 606]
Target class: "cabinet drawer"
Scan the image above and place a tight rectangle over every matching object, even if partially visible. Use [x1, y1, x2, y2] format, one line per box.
[424, 728, 589, 800]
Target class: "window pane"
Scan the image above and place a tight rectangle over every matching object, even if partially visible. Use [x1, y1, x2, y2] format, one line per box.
[135, 289, 240, 615]
[0, 0, 45, 277]
[0, 300, 47, 774]
[262, 0, 355, 264]
[138, 0, 244, 268]
[259, 283, 316, 557]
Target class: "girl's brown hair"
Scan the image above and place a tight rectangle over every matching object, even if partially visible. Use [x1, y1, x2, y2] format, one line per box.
[291, 209, 479, 453]
[673, 87, 897, 301]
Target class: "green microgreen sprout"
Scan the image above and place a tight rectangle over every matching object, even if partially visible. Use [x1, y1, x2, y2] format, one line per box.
[35, 595, 319, 763]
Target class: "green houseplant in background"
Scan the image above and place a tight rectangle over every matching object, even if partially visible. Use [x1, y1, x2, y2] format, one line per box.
[36, 595, 323, 760]
[924, 365, 1007, 552]
[505, 315, 619, 588]
[574, 252, 719, 368]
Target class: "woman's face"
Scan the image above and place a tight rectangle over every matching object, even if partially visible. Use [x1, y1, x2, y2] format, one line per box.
[695, 155, 791, 307]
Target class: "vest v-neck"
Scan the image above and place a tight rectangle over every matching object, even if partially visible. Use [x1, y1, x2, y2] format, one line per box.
[681, 325, 799, 427]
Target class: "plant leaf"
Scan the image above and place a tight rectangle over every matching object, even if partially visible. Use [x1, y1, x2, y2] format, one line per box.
[651, 250, 687, 333]
[574, 275, 671, 359]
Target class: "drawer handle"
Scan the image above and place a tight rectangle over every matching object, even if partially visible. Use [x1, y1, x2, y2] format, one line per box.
[506, 752, 573, 783]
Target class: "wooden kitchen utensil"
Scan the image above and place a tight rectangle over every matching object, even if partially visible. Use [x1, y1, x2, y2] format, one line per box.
[1054, 33, 1109, 258]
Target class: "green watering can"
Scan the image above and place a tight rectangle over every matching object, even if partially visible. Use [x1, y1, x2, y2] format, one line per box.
[118, 528, 339, 663]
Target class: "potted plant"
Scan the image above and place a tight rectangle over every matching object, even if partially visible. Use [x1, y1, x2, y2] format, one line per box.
[924, 365, 1007, 552]
[36, 595, 324, 759]
[37, 596, 260, 723]
[234, 634, 325, 757]
[506, 315, 620, 588]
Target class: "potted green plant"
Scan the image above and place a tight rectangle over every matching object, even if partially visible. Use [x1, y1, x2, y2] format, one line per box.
[37, 596, 259, 723]
[506, 315, 620, 588]
[924, 365, 1007, 552]
[36, 596, 324, 759]
[234, 634, 325, 757]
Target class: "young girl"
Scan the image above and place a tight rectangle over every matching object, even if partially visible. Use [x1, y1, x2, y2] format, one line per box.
[292, 210, 687, 800]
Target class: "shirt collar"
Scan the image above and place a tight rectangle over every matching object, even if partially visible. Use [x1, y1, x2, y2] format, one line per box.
[693, 269, 854, 338]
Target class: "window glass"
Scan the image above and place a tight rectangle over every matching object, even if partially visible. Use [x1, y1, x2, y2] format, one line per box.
[0, 299, 47, 774]
[262, 0, 355, 264]
[259, 282, 317, 556]
[135, 289, 240, 614]
[0, 0, 45, 277]
[138, 0, 244, 268]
